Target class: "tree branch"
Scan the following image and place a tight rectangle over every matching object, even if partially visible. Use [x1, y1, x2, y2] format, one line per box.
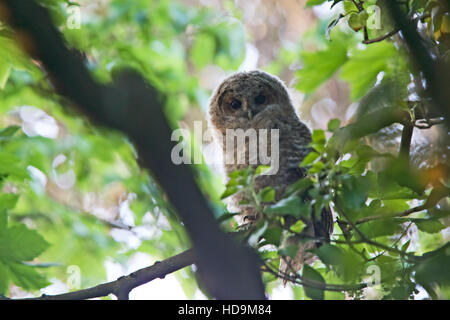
[385, 1, 450, 129]
[399, 120, 414, 166]
[353, 204, 426, 225]
[361, 13, 431, 45]
[414, 118, 445, 129]
[362, 29, 399, 44]
[1, 249, 196, 300]
[334, 200, 420, 261]
[263, 262, 367, 293]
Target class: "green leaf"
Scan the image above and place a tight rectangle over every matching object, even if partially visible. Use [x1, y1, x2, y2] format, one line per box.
[415, 254, 450, 287]
[0, 35, 38, 73]
[401, 240, 411, 252]
[314, 244, 346, 266]
[284, 178, 314, 197]
[220, 185, 239, 199]
[340, 176, 369, 211]
[258, 186, 276, 203]
[255, 165, 271, 176]
[303, 265, 325, 300]
[4, 261, 50, 291]
[384, 160, 426, 195]
[414, 219, 446, 234]
[359, 219, 403, 239]
[347, 12, 368, 32]
[355, 78, 409, 120]
[248, 221, 268, 246]
[228, 167, 251, 180]
[216, 212, 239, 224]
[0, 61, 11, 89]
[0, 125, 21, 138]
[0, 193, 19, 212]
[327, 118, 341, 132]
[309, 129, 327, 153]
[300, 152, 320, 167]
[265, 195, 300, 215]
[290, 220, 306, 233]
[190, 33, 216, 69]
[308, 161, 325, 174]
[265, 195, 311, 219]
[296, 37, 349, 93]
[312, 129, 326, 144]
[306, 0, 327, 7]
[0, 152, 29, 180]
[0, 210, 50, 293]
[263, 226, 283, 246]
[341, 41, 400, 101]
[0, 211, 6, 231]
[0, 260, 9, 294]
[5, 224, 50, 261]
[278, 244, 298, 259]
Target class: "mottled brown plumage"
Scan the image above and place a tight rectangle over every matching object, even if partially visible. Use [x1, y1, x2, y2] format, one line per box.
[208, 70, 333, 278]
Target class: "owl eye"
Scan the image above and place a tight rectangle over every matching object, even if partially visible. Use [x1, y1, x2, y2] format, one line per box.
[230, 99, 242, 110]
[254, 94, 266, 105]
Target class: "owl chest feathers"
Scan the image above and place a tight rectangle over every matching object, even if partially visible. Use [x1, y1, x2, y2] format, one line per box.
[221, 115, 312, 212]
[221, 114, 311, 174]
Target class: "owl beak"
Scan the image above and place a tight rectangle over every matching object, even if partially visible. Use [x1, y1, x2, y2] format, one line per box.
[248, 110, 253, 120]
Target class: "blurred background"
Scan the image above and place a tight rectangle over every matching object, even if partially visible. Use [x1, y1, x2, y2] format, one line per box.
[0, 0, 448, 299]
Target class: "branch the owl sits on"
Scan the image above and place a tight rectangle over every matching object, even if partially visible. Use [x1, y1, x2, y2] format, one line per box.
[208, 70, 334, 281]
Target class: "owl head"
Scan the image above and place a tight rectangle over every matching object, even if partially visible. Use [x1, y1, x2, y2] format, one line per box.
[208, 70, 294, 133]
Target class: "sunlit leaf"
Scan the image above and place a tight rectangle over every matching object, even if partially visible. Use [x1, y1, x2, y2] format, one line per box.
[302, 265, 325, 300]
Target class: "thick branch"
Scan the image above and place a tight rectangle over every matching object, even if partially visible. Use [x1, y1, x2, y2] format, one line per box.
[0, 0, 265, 299]
[399, 121, 414, 166]
[385, 1, 450, 129]
[2, 249, 196, 300]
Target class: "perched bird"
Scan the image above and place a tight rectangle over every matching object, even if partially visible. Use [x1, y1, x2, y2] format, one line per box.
[208, 70, 333, 281]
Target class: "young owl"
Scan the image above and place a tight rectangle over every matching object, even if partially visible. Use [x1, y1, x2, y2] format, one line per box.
[208, 70, 333, 279]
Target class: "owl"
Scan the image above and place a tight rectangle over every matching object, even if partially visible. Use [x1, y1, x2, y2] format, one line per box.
[208, 70, 333, 280]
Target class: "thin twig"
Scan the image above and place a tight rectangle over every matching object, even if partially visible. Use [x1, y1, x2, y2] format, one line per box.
[368, 221, 413, 261]
[264, 262, 366, 293]
[363, 29, 400, 44]
[334, 201, 420, 261]
[415, 118, 445, 129]
[353, 204, 426, 225]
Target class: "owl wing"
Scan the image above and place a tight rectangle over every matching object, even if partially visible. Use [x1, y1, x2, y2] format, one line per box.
[292, 165, 334, 243]
[279, 166, 334, 284]
[312, 202, 334, 244]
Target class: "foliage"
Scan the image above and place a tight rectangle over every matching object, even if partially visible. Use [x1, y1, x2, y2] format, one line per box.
[226, 0, 450, 300]
[0, 0, 449, 300]
[0, 0, 245, 298]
